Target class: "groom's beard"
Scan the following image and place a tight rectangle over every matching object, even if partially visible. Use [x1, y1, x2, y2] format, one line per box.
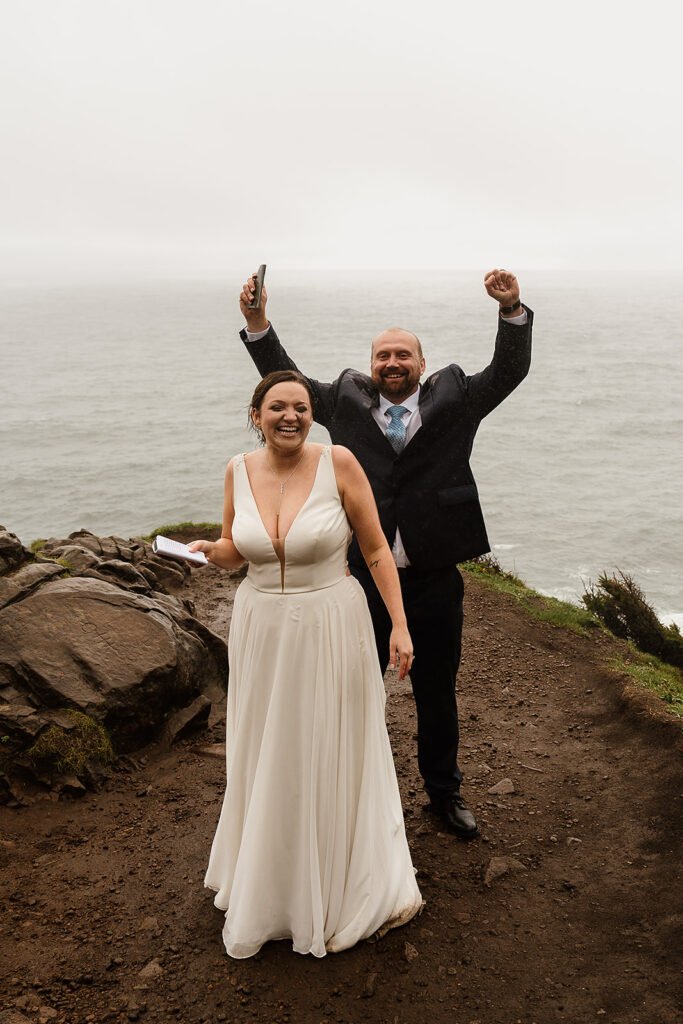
[377, 370, 420, 402]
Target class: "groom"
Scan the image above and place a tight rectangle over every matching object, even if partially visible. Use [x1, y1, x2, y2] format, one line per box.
[238, 270, 533, 839]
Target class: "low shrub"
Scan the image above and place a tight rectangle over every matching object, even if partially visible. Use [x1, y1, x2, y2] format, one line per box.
[583, 572, 683, 670]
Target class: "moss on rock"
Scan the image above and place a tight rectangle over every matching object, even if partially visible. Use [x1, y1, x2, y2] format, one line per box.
[27, 710, 115, 777]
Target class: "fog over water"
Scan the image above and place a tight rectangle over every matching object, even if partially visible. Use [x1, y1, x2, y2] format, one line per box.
[1, 2, 681, 282]
[1, 271, 681, 626]
[2, 2, 680, 643]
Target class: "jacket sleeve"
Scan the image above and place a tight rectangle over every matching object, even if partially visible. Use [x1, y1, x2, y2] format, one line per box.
[239, 324, 338, 428]
[463, 306, 533, 420]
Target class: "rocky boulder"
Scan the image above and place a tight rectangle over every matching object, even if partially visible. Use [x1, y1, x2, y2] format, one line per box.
[38, 529, 190, 593]
[0, 528, 228, 805]
[0, 527, 34, 575]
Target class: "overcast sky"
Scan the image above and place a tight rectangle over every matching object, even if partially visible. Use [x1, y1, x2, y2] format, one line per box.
[1, 0, 680, 281]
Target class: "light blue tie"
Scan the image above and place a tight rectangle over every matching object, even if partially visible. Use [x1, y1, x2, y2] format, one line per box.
[385, 405, 408, 454]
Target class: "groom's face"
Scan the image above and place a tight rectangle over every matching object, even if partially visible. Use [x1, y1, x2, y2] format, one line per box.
[370, 330, 425, 403]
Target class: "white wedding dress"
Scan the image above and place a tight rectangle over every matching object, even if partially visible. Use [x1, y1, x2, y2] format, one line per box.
[204, 445, 422, 958]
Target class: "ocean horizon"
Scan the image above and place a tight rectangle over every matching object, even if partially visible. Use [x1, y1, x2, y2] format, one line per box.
[2, 270, 681, 627]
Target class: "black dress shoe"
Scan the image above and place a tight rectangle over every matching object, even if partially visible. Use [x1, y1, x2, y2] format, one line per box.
[428, 794, 479, 839]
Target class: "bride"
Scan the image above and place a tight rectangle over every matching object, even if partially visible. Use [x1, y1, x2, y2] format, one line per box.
[190, 369, 422, 958]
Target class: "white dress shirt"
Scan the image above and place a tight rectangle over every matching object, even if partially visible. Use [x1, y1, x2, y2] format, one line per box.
[372, 389, 421, 566]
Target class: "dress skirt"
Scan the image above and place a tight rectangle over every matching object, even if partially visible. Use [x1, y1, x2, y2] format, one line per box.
[204, 574, 422, 958]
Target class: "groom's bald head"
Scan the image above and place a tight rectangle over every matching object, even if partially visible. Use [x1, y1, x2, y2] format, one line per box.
[370, 327, 423, 361]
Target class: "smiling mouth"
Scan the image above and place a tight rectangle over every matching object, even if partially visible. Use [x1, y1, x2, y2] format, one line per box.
[277, 425, 299, 434]
[383, 372, 406, 380]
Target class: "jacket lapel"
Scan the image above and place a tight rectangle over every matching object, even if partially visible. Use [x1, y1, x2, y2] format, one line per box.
[354, 380, 398, 454]
[414, 376, 437, 437]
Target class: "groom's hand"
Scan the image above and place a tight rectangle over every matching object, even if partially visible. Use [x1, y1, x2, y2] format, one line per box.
[484, 269, 521, 315]
[239, 273, 269, 333]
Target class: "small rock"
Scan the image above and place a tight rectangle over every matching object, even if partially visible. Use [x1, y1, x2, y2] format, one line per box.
[567, 836, 582, 845]
[484, 856, 526, 886]
[140, 916, 159, 931]
[38, 1009, 58, 1022]
[362, 972, 377, 998]
[404, 941, 419, 962]
[192, 743, 224, 760]
[53, 774, 86, 795]
[161, 695, 212, 746]
[487, 778, 515, 796]
[137, 958, 163, 981]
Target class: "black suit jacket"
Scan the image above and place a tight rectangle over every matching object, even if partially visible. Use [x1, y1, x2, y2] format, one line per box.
[241, 309, 533, 571]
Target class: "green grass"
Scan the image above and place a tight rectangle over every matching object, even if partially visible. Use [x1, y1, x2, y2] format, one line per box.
[461, 557, 599, 636]
[26, 710, 115, 776]
[30, 538, 47, 552]
[609, 651, 683, 717]
[143, 521, 221, 542]
[30, 552, 73, 577]
[462, 555, 682, 720]
[3, 552, 72, 578]
[34, 554, 73, 575]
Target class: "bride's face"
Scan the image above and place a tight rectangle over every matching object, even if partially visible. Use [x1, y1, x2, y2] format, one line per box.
[253, 382, 313, 450]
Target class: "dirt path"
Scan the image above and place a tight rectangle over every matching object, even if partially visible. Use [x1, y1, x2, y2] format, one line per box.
[2, 565, 681, 1024]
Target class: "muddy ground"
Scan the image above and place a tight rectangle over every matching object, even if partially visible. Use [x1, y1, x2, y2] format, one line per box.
[1, 553, 682, 1024]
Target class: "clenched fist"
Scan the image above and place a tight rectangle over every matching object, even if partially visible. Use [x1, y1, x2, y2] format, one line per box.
[484, 269, 521, 313]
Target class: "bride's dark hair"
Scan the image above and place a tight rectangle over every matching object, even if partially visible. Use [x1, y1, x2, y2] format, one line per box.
[248, 370, 316, 445]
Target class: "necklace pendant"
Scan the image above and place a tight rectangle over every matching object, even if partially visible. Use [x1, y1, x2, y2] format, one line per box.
[280, 484, 284, 495]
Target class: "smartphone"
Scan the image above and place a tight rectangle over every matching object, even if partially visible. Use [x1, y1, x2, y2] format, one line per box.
[249, 264, 267, 309]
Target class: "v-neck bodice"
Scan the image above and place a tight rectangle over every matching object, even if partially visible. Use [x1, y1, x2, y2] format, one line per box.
[232, 445, 352, 594]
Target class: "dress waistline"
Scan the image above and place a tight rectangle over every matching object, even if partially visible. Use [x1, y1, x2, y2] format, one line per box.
[243, 573, 351, 596]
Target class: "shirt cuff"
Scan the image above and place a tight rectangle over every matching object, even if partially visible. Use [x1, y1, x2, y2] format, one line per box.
[500, 310, 527, 325]
[244, 326, 270, 342]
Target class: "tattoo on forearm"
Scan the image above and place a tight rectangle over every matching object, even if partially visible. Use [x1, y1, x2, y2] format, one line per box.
[369, 559, 380, 569]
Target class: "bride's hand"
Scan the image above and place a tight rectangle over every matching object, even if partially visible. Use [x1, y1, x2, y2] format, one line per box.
[188, 539, 215, 562]
[389, 624, 414, 681]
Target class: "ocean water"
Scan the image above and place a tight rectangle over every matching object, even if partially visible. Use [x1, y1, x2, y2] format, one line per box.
[1, 271, 681, 625]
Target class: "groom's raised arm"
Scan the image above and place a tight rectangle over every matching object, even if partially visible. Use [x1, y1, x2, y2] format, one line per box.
[238, 272, 337, 428]
[462, 269, 533, 421]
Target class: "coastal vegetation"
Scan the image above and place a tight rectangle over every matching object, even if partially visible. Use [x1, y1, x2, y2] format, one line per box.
[143, 521, 221, 542]
[25, 710, 115, 777]
[584, 570, 683, 668]
[608, 652, 683, 716]
[461, 556, 599, 636]
[462, 555, 683, 720]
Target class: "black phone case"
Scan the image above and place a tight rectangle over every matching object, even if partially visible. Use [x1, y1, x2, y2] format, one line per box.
[249, 264, 267, 309]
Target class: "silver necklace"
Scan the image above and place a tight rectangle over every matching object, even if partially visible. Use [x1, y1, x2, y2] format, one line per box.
[265, 448, 307, 521]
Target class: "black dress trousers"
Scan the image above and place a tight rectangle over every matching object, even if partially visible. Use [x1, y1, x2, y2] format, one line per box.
[350, 562, 464, 799]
